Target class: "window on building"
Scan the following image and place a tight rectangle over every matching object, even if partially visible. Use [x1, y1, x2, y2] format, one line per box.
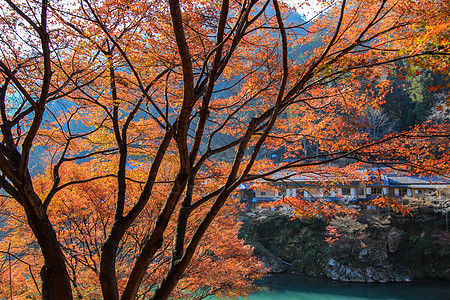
[372, 187, 382, 195]
[394, 188, 408, 197]
[357, 187, 364, 195]
[342, 187, 351, 195]
[399, 188, 407, 197]
[261, 191, 266, 196]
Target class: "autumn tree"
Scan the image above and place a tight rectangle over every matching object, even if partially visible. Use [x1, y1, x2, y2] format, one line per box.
[0, 0, 449, 299]
[1, 160, 265, 299]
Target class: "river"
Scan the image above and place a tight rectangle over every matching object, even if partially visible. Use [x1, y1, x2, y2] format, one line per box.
[243, 273, 450, 300]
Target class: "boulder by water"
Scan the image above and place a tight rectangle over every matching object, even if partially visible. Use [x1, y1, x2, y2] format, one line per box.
[324, 258, 411, 282]
[250, 241, 288, 273]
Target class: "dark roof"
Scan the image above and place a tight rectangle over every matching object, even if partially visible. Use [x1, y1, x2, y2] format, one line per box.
[387, 175, 450, 186]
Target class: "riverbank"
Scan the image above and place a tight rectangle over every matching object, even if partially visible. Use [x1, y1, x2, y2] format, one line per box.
[245, 273, 450, 300]
[240, 203, 450, 283]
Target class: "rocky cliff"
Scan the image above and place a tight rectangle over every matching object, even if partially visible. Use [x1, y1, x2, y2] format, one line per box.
[241, 211, 450, 282]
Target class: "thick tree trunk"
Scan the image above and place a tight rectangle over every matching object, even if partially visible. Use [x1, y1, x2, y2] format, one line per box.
[22, 188, 73, 300]
[100, 239, 120, 300]
[121, 171, 189, 300]
[150, 192, 231, 300]
[150, 260, 185, 300]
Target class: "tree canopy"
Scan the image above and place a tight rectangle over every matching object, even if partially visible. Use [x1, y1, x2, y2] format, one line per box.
[0, 0, 448, 299]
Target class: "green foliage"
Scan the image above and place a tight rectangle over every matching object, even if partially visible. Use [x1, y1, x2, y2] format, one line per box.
[393, 231, 450, 277]
[242, 204, 450, 279]
[240, 212, 326, 263]
[382, 67, 448, 131]
[373, 202, 450, 278]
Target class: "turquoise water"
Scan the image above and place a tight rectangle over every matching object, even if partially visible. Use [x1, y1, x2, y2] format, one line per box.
[244, 274, 450, 300]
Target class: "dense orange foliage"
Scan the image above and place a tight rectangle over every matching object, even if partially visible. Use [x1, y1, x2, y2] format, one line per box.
[0, 160, 265, 299]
